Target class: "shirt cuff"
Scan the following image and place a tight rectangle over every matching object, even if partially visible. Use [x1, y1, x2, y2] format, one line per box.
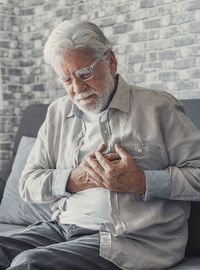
[143, 169, 171, 201]
[52, 168, 73, 198]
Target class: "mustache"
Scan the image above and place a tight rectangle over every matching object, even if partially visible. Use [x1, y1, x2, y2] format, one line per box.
[74, 88, 97, 101]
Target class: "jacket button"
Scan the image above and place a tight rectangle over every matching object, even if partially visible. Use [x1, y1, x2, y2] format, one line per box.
[137, 148, 143, 153]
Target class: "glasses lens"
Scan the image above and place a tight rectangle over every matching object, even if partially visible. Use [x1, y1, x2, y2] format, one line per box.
[76, 67, 93, 81]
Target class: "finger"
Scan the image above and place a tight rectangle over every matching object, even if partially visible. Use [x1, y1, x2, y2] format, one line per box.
[95, 151, 112, 171]
[97, 143, 105, 152]
[104, 152, 121, 161]
[88, 144, 105, 158]
[114, 144, 130, 161]
[84, 164, 102, 186]
[87, 156, 104, 175]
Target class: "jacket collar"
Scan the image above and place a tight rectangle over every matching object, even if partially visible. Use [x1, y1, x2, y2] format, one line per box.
[109, 74, 130, 113]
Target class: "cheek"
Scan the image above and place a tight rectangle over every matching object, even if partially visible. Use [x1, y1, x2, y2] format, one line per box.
[65, 87, 75, 101]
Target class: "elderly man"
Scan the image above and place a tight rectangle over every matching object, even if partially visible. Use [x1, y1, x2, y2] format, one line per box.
[0, 20, 200, 270]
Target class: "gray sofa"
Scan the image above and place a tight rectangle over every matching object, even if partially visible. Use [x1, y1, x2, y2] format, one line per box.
[0, 100, 200, 270]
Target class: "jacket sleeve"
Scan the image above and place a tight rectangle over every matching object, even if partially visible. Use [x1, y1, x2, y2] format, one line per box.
[19, 107, 73, 204]
[143, 98, 200, 201]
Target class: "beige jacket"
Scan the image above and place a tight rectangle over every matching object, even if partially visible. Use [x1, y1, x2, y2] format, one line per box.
[19, 75, 200, 270]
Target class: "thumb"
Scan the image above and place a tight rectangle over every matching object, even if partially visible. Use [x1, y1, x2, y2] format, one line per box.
[114, 144, 129, 161]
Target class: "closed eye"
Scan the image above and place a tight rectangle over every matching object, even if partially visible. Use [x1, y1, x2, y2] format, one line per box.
[76, 68, 92, 80]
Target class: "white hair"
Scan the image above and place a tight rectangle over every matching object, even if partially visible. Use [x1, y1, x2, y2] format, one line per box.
[43, 20, 113, 66]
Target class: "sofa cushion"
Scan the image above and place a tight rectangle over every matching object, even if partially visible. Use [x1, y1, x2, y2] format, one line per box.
[168, 257, 200, 269]
[0, 136, 52, 226]
[0, 223, 26, 235]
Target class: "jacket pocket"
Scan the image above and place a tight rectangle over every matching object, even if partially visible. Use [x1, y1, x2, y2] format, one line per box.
[122, 144, 165, 170]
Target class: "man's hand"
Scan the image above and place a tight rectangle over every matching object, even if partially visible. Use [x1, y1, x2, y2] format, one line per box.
[85, 144, 146, 194]
[66, 144, 120, 193]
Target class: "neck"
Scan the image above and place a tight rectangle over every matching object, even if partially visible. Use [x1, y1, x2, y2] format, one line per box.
[100, 74, 119, 112]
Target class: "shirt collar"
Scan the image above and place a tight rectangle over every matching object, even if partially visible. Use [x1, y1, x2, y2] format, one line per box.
[66, 73, 130, 118]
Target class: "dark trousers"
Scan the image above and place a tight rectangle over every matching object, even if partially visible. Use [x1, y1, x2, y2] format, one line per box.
[0, 220, 121, 270]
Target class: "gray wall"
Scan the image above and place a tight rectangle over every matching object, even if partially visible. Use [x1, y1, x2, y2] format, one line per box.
[0, 0, 200, 169]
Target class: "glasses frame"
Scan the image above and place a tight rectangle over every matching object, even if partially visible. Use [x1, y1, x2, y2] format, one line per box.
[57, 56, 102, 86]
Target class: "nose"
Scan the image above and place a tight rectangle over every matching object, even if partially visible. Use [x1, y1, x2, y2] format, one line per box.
[72, 77, 87, 94]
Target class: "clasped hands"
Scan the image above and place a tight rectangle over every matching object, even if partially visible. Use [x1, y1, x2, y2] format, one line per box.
[67, 144, 146, 194]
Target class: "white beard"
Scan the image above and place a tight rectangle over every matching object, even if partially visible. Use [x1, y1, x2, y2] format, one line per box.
[73, 74, 115, 114]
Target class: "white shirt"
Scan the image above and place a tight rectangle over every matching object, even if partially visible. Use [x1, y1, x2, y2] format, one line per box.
[59, 109, 111, 230]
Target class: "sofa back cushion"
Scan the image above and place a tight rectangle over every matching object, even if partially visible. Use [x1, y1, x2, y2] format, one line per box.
[0, 136, 52, 225]
[0, 104, 49, 193]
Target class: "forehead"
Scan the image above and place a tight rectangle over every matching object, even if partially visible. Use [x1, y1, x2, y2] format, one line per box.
[54, 48, 95, 74]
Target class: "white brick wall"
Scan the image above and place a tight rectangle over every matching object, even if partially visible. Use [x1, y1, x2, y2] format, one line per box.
[0, 0, 200, 168]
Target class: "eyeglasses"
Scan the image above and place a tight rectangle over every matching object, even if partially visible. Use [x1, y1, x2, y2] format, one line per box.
[57, 57, 101, 86]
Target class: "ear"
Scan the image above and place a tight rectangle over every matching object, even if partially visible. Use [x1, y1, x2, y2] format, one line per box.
[108, 50, 117, 76]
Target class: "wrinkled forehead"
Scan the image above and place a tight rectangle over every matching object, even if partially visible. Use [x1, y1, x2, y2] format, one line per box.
[53, 48, 96, 73]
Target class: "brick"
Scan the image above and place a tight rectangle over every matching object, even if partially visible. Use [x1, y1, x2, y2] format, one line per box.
[20, 76, 35, 84]
[133, 20, 144, 31]
[161, 15, 171, 26]
[147, 40, 163, 50]
[0, 160, 10, 171]
[0, 50, 9, 57]
[148, 52, 158, 61]
[30, 0, 44, 6]
[0, 143, 12, 151]
[43, 3, 52, 11]
[188, 22, 200, 33]
[148, 83, 165, 90]
[8, 84, 24, 92]
[188, 45, 200, 56]
[187, 0, 200, 10]
[175, 80, 197, 90]
[144, 18, 161, 29]
[20, 8, 34, 15]
[158, 71, 179, 81]
[148, 30, 160, 40]
[145, 71, 157, 81]
[129, 53, 146, 64]
[190, 69, 200, 79]
[32, 49, 43, 57]
[130, 42, 146, 52]
[0, 151, 10, 160]
[140, 0, 154, 8]
[32, 84, 45, 92]
[0, 41, 10, 49]
[127, 73, 145, 83]
[155, 0, 174, 4]
[179, 70, 190, 80]
[175, 35, 195, 47]
[113, 24, 128, 34]
[129, 32, 148, 42]
[8, 68, 22, 76]
[145, 62, 162, 70]
[19, 60, 34, 67]
[159, 50, 179, 60]
[126, 9, 148, 21]
[171, 12, 194, 25]
[174, 58, 196, 69]
[99, 18, 115, 27]
[132, 63, 143, 72]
